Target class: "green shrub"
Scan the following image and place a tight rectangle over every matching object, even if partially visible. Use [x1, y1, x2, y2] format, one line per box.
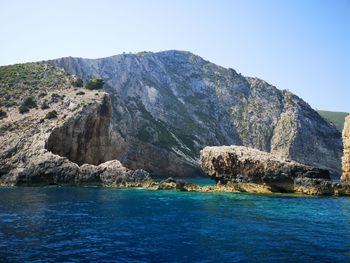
[51, 93, 62, 99]
[76, 91, 85, 95]
[71, 77, 84, 87]
[45, 110, 58, 119]
[22, 97, 37, 108]
[4, 100, 16, 108]
[19, 105, 29, 114]
[51, 93, 63, 102]
[0, 108, 7, 119]
[38, 92, 47, 97]
[85, 78, 104, 90]
[41, 100, 49, 110]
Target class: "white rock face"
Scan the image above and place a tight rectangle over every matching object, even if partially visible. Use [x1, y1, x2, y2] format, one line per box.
[342, 116, 350, 181]
[146, 86, 158, 104]
[45, 50, 343, 177]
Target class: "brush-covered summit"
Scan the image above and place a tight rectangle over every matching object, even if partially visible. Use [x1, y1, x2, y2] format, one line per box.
[45, 50, 342, 177]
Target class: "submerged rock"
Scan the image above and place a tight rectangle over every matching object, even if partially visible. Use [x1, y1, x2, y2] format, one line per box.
[200, 145, 350, 195]
[151, 177, 200, 191]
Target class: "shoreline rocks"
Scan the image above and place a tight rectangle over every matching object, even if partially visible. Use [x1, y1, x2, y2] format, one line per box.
[200, 145, 350, 196]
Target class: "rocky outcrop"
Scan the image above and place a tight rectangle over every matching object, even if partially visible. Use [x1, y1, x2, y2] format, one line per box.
[200, 146, 350, 195]
[341, 116, 350, 181]
[46, 50, 342, 177]
[148, 177, 200, 191]
[76, 160, 151, 187]
[46, 95, 124, 166]
[0, 63, 149, 186]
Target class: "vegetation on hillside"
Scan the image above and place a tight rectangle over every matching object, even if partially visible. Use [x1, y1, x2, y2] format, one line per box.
[45, 110, 58, 119]
[71, 77, 84, 87]
[19, 105, 29, 114]
[85, 78, 104, 90]
[0, 63, 76, 116]
[317, 110, 349, 132]
[22, 97, 37, 109]
[41, 100, 50, 110]
[0, 63, 71, 107]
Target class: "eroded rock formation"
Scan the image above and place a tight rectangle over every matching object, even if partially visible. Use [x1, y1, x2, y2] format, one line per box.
[342, 116, 350, 182]
[200, 146, 350, 195]
[0, 63, 148, 186]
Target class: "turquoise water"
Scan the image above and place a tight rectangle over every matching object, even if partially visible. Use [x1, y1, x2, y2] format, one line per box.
[1, 184, 350, 262]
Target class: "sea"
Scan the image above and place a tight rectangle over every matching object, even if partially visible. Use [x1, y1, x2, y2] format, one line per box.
[0, 179, 350, 262]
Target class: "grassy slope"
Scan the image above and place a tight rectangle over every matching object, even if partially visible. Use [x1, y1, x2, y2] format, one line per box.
[0, 63, 72, 108]
[317, 110, 349, 132]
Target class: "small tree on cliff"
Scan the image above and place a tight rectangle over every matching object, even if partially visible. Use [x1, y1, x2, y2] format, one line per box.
[85, 78, 104, 90]
[71, 77, 84, 88]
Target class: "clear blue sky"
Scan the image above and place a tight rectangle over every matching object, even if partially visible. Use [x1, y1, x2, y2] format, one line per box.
[1, 0, 349, 112]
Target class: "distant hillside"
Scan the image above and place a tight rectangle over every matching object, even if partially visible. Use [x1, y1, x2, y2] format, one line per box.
[317, 110, 349, 132]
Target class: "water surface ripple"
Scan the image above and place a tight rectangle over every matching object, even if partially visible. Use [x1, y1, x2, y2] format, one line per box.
[0, 183, 350, 262]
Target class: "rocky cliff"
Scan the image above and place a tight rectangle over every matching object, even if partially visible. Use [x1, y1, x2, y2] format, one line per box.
[45, 51, 342, 177]
[0, 63, 149, 186]
[200, 146, 350, 195]
[341, 116, 350, 181]
[46, 95, 123, 166]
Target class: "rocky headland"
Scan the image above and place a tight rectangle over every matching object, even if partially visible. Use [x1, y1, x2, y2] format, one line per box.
[0, 57, 348, 197]
[0, 63, 150, 186]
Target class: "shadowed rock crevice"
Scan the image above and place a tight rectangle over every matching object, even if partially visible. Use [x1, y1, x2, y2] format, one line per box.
[45, 95, 122, 166]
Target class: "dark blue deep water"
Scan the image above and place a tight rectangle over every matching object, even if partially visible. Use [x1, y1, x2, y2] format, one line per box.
[1, 181, 350, 262]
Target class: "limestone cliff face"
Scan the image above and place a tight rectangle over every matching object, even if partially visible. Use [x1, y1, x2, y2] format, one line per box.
[45, 50, 342, 177]
[341, 116, 350, 181]
[200, 146, 350, 195]
[46, 95, 125, 166]
[0, 63, 148, 186]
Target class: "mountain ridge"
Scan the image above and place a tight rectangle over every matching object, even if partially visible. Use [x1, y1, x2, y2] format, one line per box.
[44, 50, 342, 177]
